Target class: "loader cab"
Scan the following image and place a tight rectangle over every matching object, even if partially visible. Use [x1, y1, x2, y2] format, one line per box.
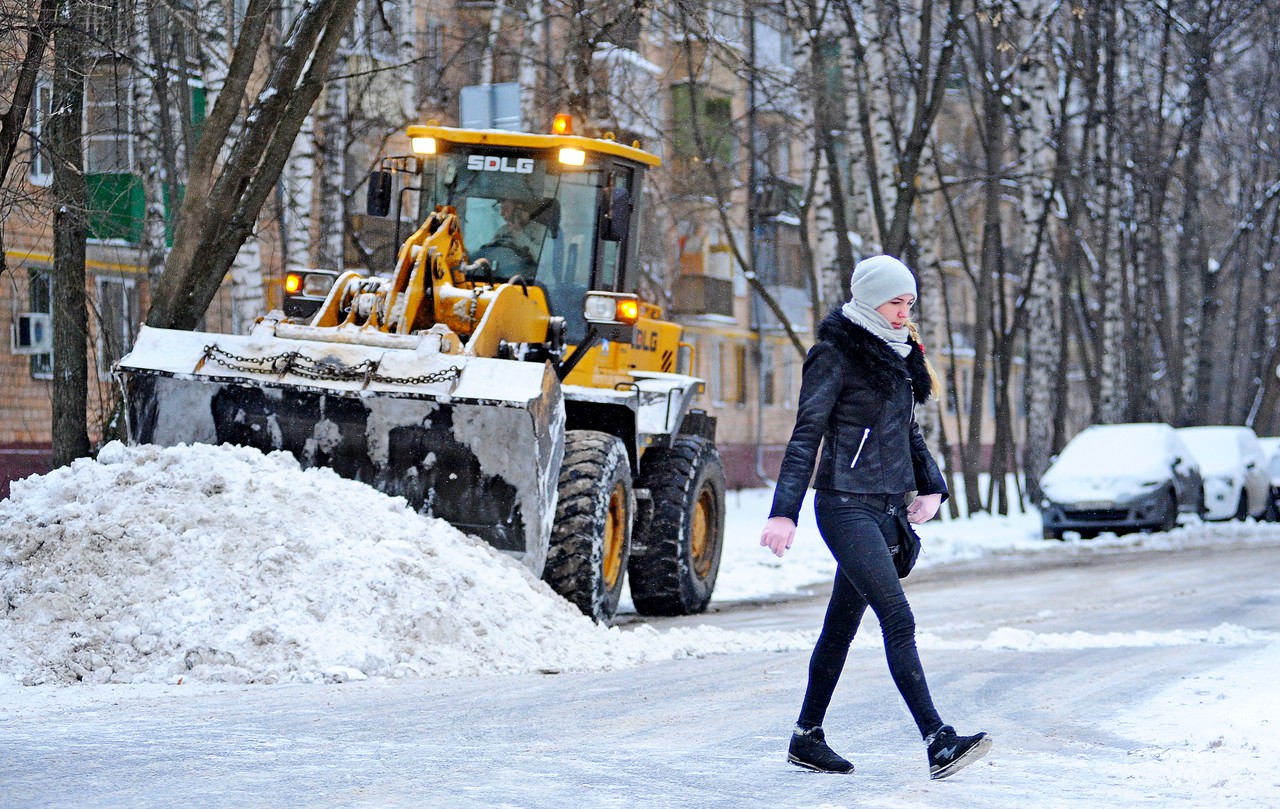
[400, 125, 657, 344]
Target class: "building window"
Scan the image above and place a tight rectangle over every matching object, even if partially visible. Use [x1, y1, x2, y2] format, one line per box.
[761, 343, 775, 405]
[85, 67, 140, 242]
[594, 44, 662, 140]
[95, 276, 141, 376]
[708, 0, 743, 45]
[756, 221, 805, 287]
[85, 0, 130, 51]
[671, 83, 734, 165]
[707, 338, 723, 403]
[416, 17, 445, 108]
[754, 7, 793, 69]
[734, 342, 748, 404]
[28, 269, 53, 379]
[28, 80, 53, 186]
[945, 364, 960, 414]
[85, 69, 133, 174]
[781, 347, 795, 408]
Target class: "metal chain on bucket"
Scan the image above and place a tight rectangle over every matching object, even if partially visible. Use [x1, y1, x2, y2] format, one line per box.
[201, 345, 461, 386]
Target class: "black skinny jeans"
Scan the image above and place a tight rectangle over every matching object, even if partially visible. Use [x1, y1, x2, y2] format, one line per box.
[796, 490, 944, 739]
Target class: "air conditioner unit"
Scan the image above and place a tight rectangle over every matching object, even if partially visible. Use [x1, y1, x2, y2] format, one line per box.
[11, 312, 52, 355]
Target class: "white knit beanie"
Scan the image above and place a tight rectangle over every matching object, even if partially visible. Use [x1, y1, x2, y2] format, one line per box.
[849, 255, 917, 307]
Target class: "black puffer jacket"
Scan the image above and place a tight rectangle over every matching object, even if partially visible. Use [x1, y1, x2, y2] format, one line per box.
[769, 309, 948, 523]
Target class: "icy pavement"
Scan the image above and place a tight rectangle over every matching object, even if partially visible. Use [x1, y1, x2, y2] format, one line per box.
[3, 443, 1280, 806]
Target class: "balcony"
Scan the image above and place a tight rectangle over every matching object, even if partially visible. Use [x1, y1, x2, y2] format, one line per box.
[671, 274, 734, 318]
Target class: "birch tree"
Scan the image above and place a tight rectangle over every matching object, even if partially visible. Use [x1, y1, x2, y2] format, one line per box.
[836, 0, 964, 259]
[145, 0, 362, 331]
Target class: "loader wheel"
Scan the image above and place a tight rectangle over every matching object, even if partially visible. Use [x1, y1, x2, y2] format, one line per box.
[628, 435, 726, 616]
[542, 431, 633, 624]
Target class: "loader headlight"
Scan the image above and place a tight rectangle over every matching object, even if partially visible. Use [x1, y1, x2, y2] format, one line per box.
[584, 292, 640, 326]
[412, 137, 437, 155]
[558, 147, 587, 167]
[284, 270, 338, 297]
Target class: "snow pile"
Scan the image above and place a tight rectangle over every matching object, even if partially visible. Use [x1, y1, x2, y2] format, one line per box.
[0, 443, 812, 687]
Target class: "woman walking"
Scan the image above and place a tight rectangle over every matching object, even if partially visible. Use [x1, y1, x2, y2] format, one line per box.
[760, 255, 992, 780]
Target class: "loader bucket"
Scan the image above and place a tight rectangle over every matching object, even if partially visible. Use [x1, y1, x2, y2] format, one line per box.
[115, 323, 564, 574]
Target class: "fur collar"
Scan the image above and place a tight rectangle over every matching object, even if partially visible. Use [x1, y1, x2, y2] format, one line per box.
[816, 307, 932, 404]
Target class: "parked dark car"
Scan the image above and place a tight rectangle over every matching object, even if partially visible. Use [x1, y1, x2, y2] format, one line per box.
[1039, 423, 1204, 539]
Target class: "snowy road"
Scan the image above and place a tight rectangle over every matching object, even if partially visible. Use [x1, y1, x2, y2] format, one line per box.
[3, 538, 1278, 808]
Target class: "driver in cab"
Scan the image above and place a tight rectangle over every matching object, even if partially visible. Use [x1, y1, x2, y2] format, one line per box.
[480, 198, 544, 275]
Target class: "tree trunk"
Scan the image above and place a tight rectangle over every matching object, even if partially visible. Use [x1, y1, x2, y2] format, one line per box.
[1095, 1, 1126, 424]
[229, 239, 263, 333]
[0, 0, 58, 282]
[518, 0, 545, 130]
[134, 2, 176, 287]
[1021, 10, 1061, 506]
[1179, 17, 1215, 424]
[316, 58, 347, 269]
[50, 0, 91, 465]
[281, 119, 317, 275]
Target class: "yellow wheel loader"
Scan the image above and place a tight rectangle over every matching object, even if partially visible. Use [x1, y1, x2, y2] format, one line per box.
[116, 121, 726, 623]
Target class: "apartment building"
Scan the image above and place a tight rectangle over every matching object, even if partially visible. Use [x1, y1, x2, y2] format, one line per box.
[2, 2, 1027, 498]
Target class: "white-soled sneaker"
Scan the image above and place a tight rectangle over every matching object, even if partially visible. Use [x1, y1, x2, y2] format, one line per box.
[788, 726, 854, 774]
[926, 725, 992, 780]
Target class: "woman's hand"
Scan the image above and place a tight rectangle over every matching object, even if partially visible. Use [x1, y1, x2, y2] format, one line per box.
[906, 492, 942, 524]
[760, 516, 796, 558]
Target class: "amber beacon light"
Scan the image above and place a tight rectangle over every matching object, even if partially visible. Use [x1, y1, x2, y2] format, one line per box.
[552, 113, 573, 135]
[616, 298, 640, 324]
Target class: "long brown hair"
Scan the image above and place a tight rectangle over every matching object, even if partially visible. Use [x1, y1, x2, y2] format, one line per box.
[906, 321, 943, 400]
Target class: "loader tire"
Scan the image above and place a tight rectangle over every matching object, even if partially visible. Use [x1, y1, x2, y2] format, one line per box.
[628, 435, 725, 616]
[542, 431, 633, 624]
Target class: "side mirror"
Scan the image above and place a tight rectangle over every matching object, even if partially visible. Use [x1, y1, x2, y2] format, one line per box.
[367, 171, 393, 217]
[602, 187, 631, 242]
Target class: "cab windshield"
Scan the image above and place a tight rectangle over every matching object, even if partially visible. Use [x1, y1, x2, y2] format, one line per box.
[433, 149, 604, 340]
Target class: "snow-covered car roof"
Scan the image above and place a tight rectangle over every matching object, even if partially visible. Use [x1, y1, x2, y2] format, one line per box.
[1177, 426, 1263, 477]
[1042, 423, 1183, 484]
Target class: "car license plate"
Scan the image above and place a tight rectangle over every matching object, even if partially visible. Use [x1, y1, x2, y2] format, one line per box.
[1073, 500, 1114, 509]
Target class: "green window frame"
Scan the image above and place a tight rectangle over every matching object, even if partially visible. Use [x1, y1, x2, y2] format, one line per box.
[671, 83, 735, 165]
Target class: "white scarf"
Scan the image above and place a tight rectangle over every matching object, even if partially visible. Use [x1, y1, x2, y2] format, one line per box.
[841, 299, 912, 358]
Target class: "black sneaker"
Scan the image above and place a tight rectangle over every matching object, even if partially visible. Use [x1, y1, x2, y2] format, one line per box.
[926, 725, 992, 780]
[788, 726, 854, 773]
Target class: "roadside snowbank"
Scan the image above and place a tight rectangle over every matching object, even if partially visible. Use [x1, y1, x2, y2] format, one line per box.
[0, 443, 811, 687]
[712, 485, 1280, 602]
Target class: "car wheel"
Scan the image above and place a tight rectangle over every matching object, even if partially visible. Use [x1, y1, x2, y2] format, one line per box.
[1233, 490, 1248, 521]
[1160, 492, 1178, 532]
[1077, 529, 1099, 540]
[1042, 527, 1063, 541]
[1265, 491, 1280, 522]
